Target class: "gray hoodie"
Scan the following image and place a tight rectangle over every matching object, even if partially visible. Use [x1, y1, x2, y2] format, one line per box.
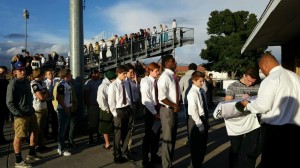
[6, 77, 35, 117]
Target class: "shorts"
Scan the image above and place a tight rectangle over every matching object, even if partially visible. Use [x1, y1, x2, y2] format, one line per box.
[14, 115, 39, 138]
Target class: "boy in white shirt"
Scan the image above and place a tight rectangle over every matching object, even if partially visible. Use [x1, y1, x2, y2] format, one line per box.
[187, 71, 209, 168]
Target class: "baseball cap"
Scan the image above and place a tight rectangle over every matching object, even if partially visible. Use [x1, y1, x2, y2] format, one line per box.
[13, 61, 25, 70]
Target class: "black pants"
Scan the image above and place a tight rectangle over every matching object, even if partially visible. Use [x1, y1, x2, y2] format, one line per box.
[0, 108, 9, 140]
[229, 128, 260, 168]
[113, 106, 133, 159]
[46, 101, 58, 139]
[142, 108, 161, 163]
[260, 123, 300, 168]
[188, 118, 208, 168]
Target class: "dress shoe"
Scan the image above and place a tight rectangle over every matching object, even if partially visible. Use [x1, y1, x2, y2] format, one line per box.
[142, 160, 152, 168]
[35, 145, 50, 152]
[125, 153, 135, 161]
[128, 149, 138, 155]
[151, 154, 162, 163]
[114, 156, 128, 164]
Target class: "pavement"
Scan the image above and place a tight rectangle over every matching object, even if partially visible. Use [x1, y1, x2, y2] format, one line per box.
[0, 96, 260, 168]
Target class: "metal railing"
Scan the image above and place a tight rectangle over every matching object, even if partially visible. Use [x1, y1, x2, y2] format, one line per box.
[85, 27, 194, 71]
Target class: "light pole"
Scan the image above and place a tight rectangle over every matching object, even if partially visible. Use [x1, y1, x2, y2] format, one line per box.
[23, 9, 29, 52]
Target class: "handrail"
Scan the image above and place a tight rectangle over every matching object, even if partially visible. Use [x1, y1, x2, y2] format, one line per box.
[85, 27, 194, 71]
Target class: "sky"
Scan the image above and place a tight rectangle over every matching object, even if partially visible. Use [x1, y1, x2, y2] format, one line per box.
[0, 0, 277, 68]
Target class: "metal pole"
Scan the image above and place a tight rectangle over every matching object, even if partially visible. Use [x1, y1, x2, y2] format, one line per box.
[23, 9, 29, 52]
[70, 0, 84, 118]
[25, 18, 27, 51]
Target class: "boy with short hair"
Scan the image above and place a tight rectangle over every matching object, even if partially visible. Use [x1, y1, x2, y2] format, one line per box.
[187, 71, 209, 168]
[108, 65, 133, 163]
[7, 61, 40, 168]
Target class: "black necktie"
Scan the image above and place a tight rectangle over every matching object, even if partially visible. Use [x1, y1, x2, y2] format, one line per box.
[122, 82, 127, 105]
[154, 79, 159, 104]
[200, 88, 208, 120]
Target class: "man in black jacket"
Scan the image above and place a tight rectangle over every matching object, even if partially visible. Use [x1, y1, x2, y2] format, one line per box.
[6, 61, 40, 168]
[0, 66, 9, 144]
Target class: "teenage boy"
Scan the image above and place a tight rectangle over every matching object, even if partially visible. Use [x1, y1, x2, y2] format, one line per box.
[52, 69, 73, 156]
[108, 65, 133, 163]
[140, 62, 162, 168]
[30, 68, 50, 152]
[187, 71, 209, 168]
[6, 61, 40, 168]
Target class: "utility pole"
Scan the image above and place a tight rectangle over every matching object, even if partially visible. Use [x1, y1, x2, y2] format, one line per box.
[23, 9, 29, 52]
[70, 0, 84, 118]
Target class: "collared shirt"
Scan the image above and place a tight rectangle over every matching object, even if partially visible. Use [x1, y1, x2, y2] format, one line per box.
[97, 78, 110, 112]
[187, 85, 205, 128]
[179, 70, 195, 104]
[247, 66, 300, 125]
[108, 78, 132, 117]
[140, 76, 158, 115]
[158, 68, 181, 107]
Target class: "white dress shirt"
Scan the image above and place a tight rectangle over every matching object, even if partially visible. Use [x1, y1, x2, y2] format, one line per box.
[187, 85, 205, 128]
[179, 70, 195, 104]
[108, 78, 132, 117]
[97, 78, 110, 112]
[157, 68, 180, 107]
[140, 76, 158, 115]
[247, 66, 300, 125]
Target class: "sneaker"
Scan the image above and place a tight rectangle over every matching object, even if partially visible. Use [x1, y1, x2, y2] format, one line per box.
[15, 160, 32, 168]
[26, 155, 41, 161]
[57, 149, 71, 156]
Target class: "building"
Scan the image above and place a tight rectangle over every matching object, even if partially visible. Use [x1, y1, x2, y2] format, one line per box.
[241, 0, 300, 74]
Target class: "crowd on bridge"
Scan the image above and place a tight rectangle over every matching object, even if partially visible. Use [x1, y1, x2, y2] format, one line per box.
[84, 19, 182, 64]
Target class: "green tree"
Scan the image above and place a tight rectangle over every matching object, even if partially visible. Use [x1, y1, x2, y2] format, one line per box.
[200, 9, 266, 79]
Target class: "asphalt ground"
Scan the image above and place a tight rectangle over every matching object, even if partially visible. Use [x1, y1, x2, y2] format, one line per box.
[0, 97, 261, 168]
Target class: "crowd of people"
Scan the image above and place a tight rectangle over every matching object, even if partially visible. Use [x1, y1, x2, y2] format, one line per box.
[1, 49, 300, 168]
[84, 19, 179, 64]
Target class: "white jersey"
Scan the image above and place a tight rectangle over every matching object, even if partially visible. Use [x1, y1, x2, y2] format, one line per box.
[56, 80, 72, 109]
[30, 80, 48, 110]
[31, 60, 41, 70]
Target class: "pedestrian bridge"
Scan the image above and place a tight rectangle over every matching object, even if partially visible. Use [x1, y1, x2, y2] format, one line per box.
[85, 27, 194, 72]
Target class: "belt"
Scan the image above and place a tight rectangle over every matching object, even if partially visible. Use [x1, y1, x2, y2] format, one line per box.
[116, 105, 131, 110]
[161, 105, 174, 109]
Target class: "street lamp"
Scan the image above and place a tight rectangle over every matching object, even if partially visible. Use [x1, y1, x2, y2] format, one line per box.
[23, 9, 29, 52]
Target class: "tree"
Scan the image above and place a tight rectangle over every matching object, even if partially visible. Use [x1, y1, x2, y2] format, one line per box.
[200, 9, 266, 79]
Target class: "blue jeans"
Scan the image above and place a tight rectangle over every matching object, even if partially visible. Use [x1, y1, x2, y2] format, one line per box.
[57, 108, 71, 151]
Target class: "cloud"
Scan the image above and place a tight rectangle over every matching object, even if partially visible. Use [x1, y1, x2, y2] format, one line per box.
[0, 0, 274, 68]
[4, 33, 25, 39]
